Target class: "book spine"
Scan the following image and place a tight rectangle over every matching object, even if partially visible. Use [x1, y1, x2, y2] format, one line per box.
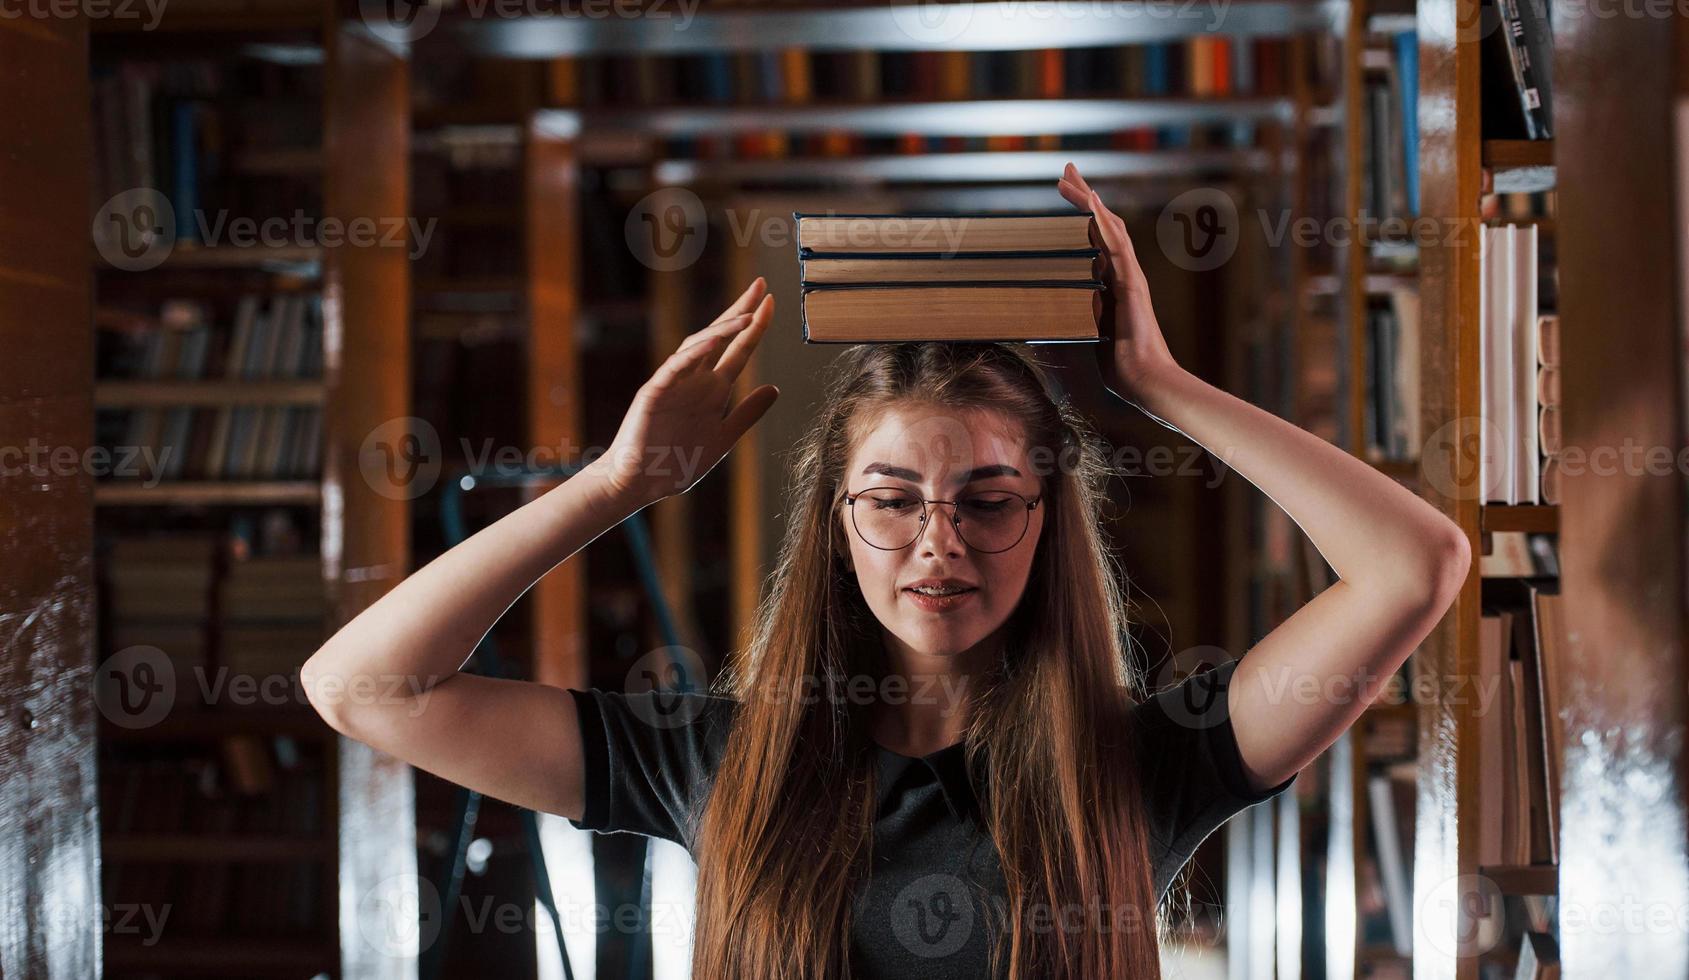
[1499, 0, 1554, 138]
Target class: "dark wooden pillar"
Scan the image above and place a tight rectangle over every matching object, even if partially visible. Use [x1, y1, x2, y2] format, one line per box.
[1552, 12, 1689, 976]
[0, 11, 98, 979]
[323, 21, 416, 980]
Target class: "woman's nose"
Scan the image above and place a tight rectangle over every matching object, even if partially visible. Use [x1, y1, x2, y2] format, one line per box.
[916, 502, 966, 555]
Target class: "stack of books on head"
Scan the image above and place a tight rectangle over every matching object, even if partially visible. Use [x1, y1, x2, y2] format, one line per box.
[795, 212, 1104, 343]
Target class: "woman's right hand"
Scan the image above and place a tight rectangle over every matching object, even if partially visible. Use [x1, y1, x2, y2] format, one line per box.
[596, 277, 781, 506]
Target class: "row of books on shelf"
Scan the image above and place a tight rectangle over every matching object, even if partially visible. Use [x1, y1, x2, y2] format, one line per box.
[1484, 188, 1557, 224]
[98, 404, 322, 483]
[101, 533, 325, 686]
[795, 212, 1102, 343]
[1360, 756, 1416, 959]
[101, 296, 324, 381]
[655, 124, 1265, 162]
[1479, 583, 1564, 869]
[1354, 710, 1560, 976]
[548, 39, 1297, 108]
[1480, 225, 1558, 504]
[102, 749, 325, 939]
[92, 61, 322, 239]
[1362, 31, 1422, 221]
[1362, 289, 1422, 461]
[1480, 0, 1555, 140]
[1482, 531, 1560, 579]
[104, 743, 325, 834]
[96, 294, 324, 483]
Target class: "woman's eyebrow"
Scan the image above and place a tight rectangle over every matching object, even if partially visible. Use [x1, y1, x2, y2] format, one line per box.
[860, 462, 1023, 483]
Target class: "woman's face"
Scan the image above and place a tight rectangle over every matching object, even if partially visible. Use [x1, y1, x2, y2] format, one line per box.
[838, 402, 1046, 669]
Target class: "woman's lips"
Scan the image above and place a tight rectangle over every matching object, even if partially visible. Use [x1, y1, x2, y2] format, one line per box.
[903, 587, 978, 612]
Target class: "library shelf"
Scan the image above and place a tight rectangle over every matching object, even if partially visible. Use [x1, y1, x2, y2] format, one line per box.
[103, 833, 336, 862]
[97, 706, 334, 741]
[567, 95, 1298, 138]
[1481, 504, 1559, 534]
[93, 481, 322, 507]
[651, 147, 1276, 186]
[1482, 139, 1557, 194]
[104, 937, 335, 975]
[94, 380, 326, 408]
[1478, 863, 1559, 896]
[438, 1, 1330, 59]
[94, 243, 325, 272]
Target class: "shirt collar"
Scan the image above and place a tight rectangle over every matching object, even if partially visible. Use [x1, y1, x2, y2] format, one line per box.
[873, 740, 988, 824]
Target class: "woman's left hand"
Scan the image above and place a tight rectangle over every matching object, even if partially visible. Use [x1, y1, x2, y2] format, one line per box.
[1056, 162, 1183, 411]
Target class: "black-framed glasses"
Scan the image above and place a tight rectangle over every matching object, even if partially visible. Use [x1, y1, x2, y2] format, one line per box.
[843, 486, 1041, 554]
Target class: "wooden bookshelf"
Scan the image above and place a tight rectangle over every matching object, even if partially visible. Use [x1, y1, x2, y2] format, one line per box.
[443, 2, 1331, 58]
[93, 480, 323, 507]
[1277, 3, 1427, 975]
[1481, 503, 1558, 534]
[1482, 138, 1556, 193]
[84, 7, 416, 978]
[95, 379, 326, 407]
[1479, 863, 1557, 896]
[1415, 0, 1585, 975]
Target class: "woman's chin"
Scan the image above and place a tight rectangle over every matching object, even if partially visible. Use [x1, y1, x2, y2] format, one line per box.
[896, 626, 987, 661]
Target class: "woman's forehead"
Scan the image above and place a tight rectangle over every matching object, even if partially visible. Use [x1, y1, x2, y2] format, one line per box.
[847, 404, 1031, 482]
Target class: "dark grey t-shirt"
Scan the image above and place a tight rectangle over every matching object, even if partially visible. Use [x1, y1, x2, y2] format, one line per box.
[566, 656, 1296, 977]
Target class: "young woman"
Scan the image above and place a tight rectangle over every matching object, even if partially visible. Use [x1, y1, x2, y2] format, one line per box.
[301, 163, 1470, 978]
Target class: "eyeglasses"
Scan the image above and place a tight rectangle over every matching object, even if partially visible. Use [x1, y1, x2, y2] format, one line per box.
[842, 486, 1041, 554]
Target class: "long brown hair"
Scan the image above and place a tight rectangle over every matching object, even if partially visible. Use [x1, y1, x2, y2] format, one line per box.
[689, 342, 1168, 978]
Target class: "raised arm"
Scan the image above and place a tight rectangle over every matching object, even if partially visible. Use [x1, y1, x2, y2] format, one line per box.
[1057, 163, 1471, 793]
[299, 279, 780, 818]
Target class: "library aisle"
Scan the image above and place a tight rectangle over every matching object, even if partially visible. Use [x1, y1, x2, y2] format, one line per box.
[2, 2, 1686, 979]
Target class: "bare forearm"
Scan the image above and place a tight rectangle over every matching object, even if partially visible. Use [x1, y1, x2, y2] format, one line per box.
[302, 459, 650, 709]
[1133, 367, 1465, 596]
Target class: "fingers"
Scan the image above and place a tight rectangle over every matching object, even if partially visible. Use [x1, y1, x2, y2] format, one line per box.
[656, 318, 742, 385]
[1058, 162, 1092, 209]
[713, 293, 772, 387]
[709, 277, 767, 329]
[1085, 188, 1145, 289]
[718, 383, 780, 449]
[677, 310, 753, 356]
[1063, 161, 1096, 198]
[1058, 162, 1129, 260]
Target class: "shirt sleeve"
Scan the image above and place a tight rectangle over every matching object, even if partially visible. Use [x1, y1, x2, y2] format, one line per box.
[1127, 656, 1298, 899]
[567, 687, 736, 851]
